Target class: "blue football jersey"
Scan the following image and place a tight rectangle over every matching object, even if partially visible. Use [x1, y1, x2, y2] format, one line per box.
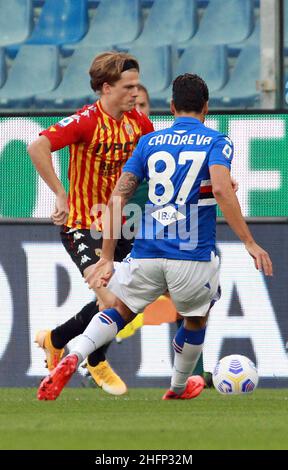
[123, 117, 233, 260]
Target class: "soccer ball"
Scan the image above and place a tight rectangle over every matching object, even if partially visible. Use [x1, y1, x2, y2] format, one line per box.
[212, 354, 258, 395]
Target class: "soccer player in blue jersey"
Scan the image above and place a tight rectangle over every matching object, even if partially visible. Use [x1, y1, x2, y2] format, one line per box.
[38, 73, 273, 401]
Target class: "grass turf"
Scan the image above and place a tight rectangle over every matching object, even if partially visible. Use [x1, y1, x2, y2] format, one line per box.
[0, 388, 287, 450]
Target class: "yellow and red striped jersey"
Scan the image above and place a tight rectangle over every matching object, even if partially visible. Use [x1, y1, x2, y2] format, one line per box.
[41, 101, 154, 229]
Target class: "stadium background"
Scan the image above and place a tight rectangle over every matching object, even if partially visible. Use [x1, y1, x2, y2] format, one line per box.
[0, 112, 287, 388]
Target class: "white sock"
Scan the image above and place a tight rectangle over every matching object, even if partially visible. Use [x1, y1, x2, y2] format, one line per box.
[171, 343, 203, 394]
[70, 308, 126, 363]
[171, 326, 206, 394]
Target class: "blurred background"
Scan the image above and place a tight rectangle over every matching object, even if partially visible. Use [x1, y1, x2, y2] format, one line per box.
[0, 0, 285, 111]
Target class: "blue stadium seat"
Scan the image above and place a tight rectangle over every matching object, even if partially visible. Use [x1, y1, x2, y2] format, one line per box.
[35, 46, 110, 109]
[197, 1, 209, 7]
[28, 0, 88, 45]
[181, 0, 254, 47]
[228, 18, 259, 57]
[87, 0, 100, 6]
[134, 0, 197, 46]
[150, 45, 228, 108]
[141, 0, 154, 6]
[0, 45, 60, 108]
[77, 0, 141, 48]
[128, 46, 172, 94]
[149, 85, 172, 109]
[210, 44, 260, 108]
[177, 45, 228, 91]
[0, 0, 32, 47]
[0, 48, 6, 89]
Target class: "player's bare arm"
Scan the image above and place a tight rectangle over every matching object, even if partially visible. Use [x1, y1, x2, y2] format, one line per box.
[27, 135, 69, 225]
[85, 172, 140, 289]
[102, 171, 140, 251]
[210, 164, 273, 276]
[114, 171, 140, 201]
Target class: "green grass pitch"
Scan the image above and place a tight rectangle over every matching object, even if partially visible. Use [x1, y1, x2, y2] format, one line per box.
[0, 388, 287, 450]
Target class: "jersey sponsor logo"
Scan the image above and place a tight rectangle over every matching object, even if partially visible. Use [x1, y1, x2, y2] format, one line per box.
[98, 159, 124, 176]
[94, 141, 135, 154]
[151, 205, 186, 227]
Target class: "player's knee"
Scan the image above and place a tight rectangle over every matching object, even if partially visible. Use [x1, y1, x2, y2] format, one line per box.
[113, 300, 136, 323]
[184, 315, 207, 330]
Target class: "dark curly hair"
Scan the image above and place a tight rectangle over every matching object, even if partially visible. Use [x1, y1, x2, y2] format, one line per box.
[172, 73, 209, 113]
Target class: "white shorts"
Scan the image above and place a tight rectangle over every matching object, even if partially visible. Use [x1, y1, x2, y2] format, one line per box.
[108, 253, 220, 317]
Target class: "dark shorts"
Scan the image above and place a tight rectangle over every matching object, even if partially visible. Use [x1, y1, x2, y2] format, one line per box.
[60, 226, 133, 276]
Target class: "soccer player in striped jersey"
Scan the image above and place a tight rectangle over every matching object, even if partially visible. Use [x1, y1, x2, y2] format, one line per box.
[37, 73, 273, 401]
[28, 52, 154, 395]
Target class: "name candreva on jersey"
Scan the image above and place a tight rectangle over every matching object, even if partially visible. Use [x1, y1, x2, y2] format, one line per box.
[148, 133, 213, 146]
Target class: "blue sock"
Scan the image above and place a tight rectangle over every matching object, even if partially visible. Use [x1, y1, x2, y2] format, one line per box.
[171, 325, 206, 395]
[71, 308, 126, 363]
[173, 325, 206, 350]
[99, 308, 126, 331]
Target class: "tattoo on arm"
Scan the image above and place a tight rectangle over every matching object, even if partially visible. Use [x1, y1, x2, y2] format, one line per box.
[114, 172, 140, 200]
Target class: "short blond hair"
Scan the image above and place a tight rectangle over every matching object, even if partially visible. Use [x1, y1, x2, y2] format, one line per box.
[89, 51, 139, 92]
